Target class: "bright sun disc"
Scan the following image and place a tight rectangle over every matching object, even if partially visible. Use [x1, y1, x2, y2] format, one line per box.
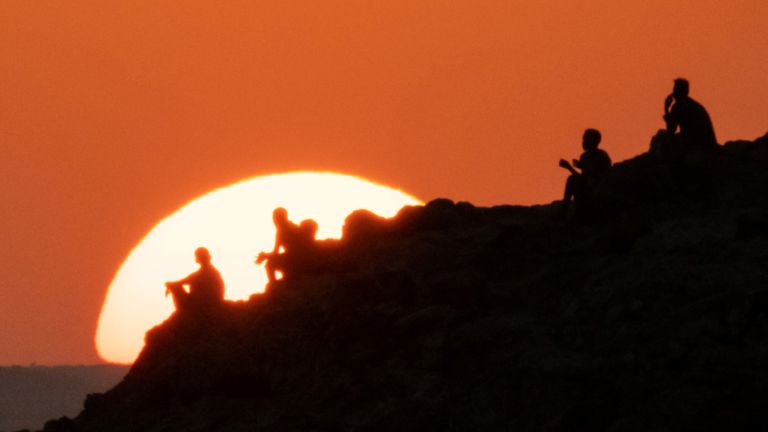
[96, 172, 421, 364]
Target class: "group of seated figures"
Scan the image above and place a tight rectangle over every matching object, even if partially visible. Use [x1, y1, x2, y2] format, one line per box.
[165, 208, 330, 314]
[165, 78, 719, 314]
[558, 77, 717, 220]
[255, 207, 324, 284]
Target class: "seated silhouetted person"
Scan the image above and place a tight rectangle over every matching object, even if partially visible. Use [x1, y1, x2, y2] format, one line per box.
[559, 128, 612, 219]
[289, 219, 326, 272]
[255, 207, 307, 284]
[663, 78, 718, 150]
[165, 247, 225, 314]
[298, 218, 319, 252]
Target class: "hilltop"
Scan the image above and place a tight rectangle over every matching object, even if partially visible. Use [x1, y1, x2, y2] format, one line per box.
[44, 133, 768, 432]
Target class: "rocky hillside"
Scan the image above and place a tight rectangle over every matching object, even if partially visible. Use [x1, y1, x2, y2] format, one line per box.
[45, 134, 768, 432]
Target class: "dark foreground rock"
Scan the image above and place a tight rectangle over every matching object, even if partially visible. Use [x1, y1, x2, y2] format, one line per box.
[47, 134, 768, 432]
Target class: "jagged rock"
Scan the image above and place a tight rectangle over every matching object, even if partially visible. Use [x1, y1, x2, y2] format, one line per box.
[46, 135, 768, 432]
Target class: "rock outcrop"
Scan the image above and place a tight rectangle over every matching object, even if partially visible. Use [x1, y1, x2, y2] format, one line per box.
[46, 134, 768, 432]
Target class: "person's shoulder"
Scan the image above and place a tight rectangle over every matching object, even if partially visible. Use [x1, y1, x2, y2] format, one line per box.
[689, 97, 710, 114]
[289, 221, 302, 234]
[277, 220, 301, 237]
[202, 265, 224, 283]
[583, 148, 604, 157]
[283, 220, 300, 230]
[676, 96, 705, 111]
[212, 266, 224, 282]
[592, 148, 611, 166]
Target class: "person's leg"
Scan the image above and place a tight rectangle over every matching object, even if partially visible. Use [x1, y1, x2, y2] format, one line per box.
[265, 259, 277, 283]
[570, 173, 590, 199]
[266, 254, 291, 283]
[170, 285, 189, 312]
[562, 174, 580, 216]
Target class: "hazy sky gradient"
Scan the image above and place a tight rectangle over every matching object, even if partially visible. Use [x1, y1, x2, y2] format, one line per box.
[1, 0, 766, 364]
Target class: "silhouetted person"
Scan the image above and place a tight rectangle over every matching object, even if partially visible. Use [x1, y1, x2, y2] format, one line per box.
[650, 78, 720, 196]
[559, 128, 612, 219]
[165, 247, 225, 314]
[256, 208, 304, 284]
[298, 218, 319, 251]
[664, 78, 718, 150]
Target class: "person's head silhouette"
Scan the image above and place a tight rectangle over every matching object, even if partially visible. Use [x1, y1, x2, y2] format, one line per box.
[582, 128, 602, 151]
[272, 207, 289, 226]
[300, 219, 319, 240]
[673, 78, 689, 99]
[195, 247, 211, 265]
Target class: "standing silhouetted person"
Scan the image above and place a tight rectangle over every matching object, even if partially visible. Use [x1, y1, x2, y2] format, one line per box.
[165, 247, 225, 314]
[664, 78, 718, 149]
[559, 129, 612, 219]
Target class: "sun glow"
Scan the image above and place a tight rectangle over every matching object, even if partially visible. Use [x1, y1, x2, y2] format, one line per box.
[96, 172, 421, 364]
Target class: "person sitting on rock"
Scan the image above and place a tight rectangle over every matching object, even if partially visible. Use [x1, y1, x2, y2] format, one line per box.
[663, 78, 718, 150]
[283, 218, 326, 274]
[559, 128, 612, 218]
[165, 247, 225, 314]
[298, 218, 319, 252]
[256, 207, 305, 284]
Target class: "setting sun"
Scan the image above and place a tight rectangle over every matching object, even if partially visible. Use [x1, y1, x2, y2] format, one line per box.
[95, 172, 421, 364]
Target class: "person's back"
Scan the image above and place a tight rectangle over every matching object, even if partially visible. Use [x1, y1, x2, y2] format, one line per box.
[578, 147, 612, 180]
[669, 96, 717, 148]
[296, 219, 319, 255]
[664, 78, 718, 149]
[187, 262, 225, 306]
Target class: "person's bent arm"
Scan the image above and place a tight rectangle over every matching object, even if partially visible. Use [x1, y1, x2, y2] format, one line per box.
[664, 102, 679, 134]
[255, 251, 273, 264]
[256, 231, 283, 264]
[271, 230, 283, 254]
[664, 94, 675, 115]
[165, 280, 185, 296]
[167, 270, 197, 288]
[664, 115, 677, 133]
[559, 159, 579, 176]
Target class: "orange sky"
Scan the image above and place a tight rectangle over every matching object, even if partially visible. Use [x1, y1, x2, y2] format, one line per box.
[1, 1, 766, 364]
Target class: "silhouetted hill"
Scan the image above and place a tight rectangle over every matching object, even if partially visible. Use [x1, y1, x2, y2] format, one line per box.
[0, 365, 127, 432]
[46, 134, 768, 431]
